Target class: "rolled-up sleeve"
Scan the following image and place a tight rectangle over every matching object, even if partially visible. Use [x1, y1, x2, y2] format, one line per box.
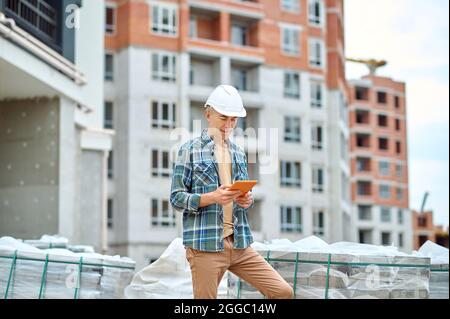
[170, 145, 201, 213]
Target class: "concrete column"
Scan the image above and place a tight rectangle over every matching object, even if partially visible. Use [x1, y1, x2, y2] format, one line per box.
[219, 11, 230, 43]
[179, 52, 191, 131]
[220, 55, 231, 85]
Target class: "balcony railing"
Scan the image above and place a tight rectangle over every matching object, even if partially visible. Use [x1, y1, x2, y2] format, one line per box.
[2, 0, 81, 62]
[5, 0, 58, 46]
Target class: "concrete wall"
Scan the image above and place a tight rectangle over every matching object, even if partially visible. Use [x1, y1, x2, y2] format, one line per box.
[0, 98, 60, 238]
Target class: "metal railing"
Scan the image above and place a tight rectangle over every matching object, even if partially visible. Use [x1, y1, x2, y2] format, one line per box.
[5, 0, 57, 44]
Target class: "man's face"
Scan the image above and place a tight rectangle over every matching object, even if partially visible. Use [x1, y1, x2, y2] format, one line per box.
[205, 107, 238, 140]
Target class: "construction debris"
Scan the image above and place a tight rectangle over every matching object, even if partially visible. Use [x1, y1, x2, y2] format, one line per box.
[0, 236, 135, 299]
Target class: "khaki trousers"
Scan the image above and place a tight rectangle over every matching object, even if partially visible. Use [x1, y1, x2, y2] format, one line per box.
[185, 235, 294, 299]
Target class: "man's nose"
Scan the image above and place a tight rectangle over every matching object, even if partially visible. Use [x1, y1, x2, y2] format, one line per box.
[225, 118, 235, 128]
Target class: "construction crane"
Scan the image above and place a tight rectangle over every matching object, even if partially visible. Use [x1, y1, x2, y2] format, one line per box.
[346, 57, 387, 75]
[420, 192, 429, 214]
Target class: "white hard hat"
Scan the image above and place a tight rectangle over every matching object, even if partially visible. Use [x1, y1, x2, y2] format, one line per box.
[204, 85, 247, 118]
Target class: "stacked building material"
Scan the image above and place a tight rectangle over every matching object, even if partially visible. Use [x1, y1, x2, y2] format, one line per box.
[414, 240, 449, 299]
[0, 237, 135, 299]
[429, 264, 449, 299]
[228, 237, 431, 299]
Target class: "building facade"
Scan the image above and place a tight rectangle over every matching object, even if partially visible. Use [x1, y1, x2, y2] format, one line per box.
[348, 75, 412, 252]
[0, 0, 112, 252]
[412, 210, 449, 250]
[103, 0, 351, 270]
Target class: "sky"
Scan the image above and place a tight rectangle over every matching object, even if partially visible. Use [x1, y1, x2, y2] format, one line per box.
[344, 0, 449, 227]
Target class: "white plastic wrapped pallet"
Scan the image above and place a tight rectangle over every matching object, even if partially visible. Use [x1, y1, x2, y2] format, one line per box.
[229, 236, 431, 299]
[124, 238, 228, 299]
[0, 236, 135, 299]
[414, 240, 449, 299]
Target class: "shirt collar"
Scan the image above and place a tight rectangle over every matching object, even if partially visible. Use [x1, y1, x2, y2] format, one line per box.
[201, 129, 232, 149]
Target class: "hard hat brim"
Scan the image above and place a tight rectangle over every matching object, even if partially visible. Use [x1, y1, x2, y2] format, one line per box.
[206, 104, 247, 118]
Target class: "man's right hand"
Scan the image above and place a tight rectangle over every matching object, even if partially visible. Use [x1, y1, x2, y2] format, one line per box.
[213, 184, 242, 205]
[199, 184, 241, 208]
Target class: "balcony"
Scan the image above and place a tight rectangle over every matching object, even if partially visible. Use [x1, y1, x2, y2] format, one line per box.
[1, 0, 82, 62]
[188, 4, 264, 62]
[356, 133, 370, 148]
[356, 181, 372, 197]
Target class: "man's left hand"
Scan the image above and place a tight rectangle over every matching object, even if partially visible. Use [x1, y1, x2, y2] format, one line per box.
[235, 191, 253, 209]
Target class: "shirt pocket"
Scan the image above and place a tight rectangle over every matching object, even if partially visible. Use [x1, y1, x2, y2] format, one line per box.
[193, 162, 217, 187]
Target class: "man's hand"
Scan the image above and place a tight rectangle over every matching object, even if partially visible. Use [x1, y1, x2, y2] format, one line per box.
[235, 191, 253, 209]
[214, 184, 242, 205]
[200, 185, 242, 207]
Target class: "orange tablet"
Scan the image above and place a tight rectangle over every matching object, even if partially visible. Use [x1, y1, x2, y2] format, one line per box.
[229, 180, 257, 193]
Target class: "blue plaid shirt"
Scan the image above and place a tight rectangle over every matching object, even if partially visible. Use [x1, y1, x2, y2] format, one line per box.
[170, 129, 254, 251]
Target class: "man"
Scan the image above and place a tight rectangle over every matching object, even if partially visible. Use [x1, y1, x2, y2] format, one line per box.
[170, 85, 293, 299]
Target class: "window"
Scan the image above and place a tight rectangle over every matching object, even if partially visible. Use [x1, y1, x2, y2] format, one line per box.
[151, 149, 171, 178]
[379, 184, 391, 199]
[152, 52, 177, 82]
[357, 181, 371, 196]
[396, 187, 403, 200]
[358, 205, 372, 221]
[355, 86, 369, 101]
[308, 0, 322, 25]
[418, 235, 428, 246]
[309, 39, 324, 67]
[340, 133, 348, 163]
[356, 134, 370, 148]
[284, 71, 300, 99]
[418, 215, 427, 227]
[151, 4, 177, 35]
[398, 233, 404, 247]
[378, 114, 388, 127]
[380, 207, 391, 222]
[237, 117, 248, 132]
[151, 199, 176, 227]
[280, 206, 302, 233]
[104, 101, 114, 129]
[105, 53, 114, 81]
[312, 166, 324, 193]
[107, 199, 113, 229]
[189, 17, 197, 38]
[311, 123, 323, 150]
[232, 68, 248, 91]
[359, 229, 373, 244]
[231, 24, 248, 46]
[313, 209, 325, 236]
[151, 101, 176, 129]
[395, 96, 400, 108]
[105, 6, 116, 34]
[377, 91, 387, 104]
[341, 172, 349, 202]
[284, 116, 301, 143]
[395, 119, 401, 131]
[378, 137, 389, 151]
[397, 209, 404, 224]
[310, 81, 323, 108]
[356, 157, 371, 172]
[381, 232, 391, 245]
[356, 110, 370, 124]
[282, 0, 300, 13]
[396, 141, 401, 154]
[378, 161, 390, 176]
[107, 151, 113, 179]
[282, 26, 300, 55]
[280, 161, 301, 187]
[396, 164, 402, 178]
